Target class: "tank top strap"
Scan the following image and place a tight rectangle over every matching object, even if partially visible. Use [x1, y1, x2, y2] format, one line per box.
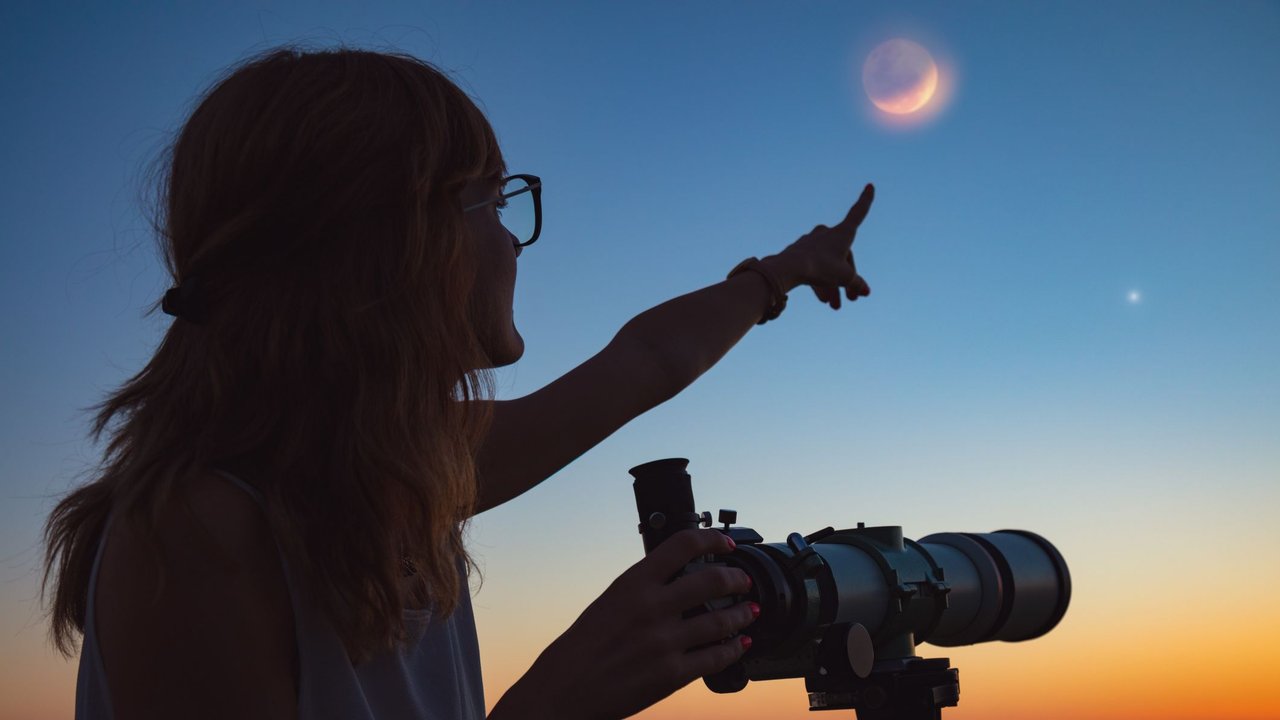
[77, 503, 117, 718]
[209, 467, 322, 706]
[209, 467, 268, 509]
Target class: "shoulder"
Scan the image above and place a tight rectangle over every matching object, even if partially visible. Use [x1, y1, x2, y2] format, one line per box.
[95, 467, 298, 719]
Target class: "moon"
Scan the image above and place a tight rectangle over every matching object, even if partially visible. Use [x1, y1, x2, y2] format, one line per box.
[862, 39, 939, 115]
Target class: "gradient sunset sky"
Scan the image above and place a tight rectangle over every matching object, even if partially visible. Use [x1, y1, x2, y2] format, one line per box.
[2, 2, 1278, 719]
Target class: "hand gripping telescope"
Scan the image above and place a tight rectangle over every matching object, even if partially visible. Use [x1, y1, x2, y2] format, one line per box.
[631, 458, 1071, 720]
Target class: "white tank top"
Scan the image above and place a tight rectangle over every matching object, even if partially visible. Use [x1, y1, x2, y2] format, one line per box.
[74, 470, 486, 719]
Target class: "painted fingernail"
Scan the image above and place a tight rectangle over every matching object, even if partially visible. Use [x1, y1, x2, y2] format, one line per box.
[725, 537, 736, 551]
[739, 635, 753, 650]
[743, 573, 753, 591]
[749, 602, 760, 619]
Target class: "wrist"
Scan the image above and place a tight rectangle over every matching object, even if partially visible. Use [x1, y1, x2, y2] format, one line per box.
[728, 256, 788, 325]
[490, 670, 570, 720]
[759, 253, 802, 294]
[487, 690, 542, 720]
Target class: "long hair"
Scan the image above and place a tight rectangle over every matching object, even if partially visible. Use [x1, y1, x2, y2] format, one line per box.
[41, 46, 505, 663]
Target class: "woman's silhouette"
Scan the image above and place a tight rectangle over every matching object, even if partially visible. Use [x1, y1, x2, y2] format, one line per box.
[41, 47, 875, 719]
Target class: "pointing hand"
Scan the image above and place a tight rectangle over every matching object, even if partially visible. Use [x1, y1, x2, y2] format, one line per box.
[768, 183, 876, 310]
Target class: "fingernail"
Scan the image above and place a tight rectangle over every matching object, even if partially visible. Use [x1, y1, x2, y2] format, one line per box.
[725, 537, 736, 551]
[739, 635, 753, 650]
[743, 573, 753, 591]
[749, 602, 760, 619]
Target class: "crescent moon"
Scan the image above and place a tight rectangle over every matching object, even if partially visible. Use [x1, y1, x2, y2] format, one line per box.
[863, 39, 940, 115]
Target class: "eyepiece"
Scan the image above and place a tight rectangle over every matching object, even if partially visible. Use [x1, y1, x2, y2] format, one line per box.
[630, 458, 698, 553]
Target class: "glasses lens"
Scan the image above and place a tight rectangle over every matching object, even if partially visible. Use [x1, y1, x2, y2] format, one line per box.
[498, 177, 536, 245]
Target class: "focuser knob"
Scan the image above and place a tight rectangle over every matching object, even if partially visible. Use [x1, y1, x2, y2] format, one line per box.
[785, 532, 826, 578]
[719, 509, 737, 530]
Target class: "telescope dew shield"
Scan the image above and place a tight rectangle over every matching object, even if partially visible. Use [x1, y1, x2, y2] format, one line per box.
[805, 528, 1071, 652]
[918, 530, 1071, 646]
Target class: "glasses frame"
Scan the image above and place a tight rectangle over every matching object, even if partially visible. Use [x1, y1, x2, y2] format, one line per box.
[463, 173, 542, 247]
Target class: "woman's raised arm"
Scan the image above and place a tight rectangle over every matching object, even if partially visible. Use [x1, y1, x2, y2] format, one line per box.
[473, 184, 875, 515]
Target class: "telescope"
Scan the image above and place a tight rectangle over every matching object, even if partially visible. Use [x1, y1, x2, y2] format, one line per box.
[631, 458, 1071, 720]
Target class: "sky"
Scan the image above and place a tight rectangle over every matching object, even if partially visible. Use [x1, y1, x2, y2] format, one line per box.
[2, 1, 1278, 718]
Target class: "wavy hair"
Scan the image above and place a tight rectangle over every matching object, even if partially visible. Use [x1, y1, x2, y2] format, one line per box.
[41, 46, 505, 663]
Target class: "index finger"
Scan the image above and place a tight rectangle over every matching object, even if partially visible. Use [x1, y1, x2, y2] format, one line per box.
[639, 528, 735, 584]
[836, 183, 876, 234]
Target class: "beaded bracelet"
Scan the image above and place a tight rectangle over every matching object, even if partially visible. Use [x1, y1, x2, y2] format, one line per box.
[727, 256, 787, 325]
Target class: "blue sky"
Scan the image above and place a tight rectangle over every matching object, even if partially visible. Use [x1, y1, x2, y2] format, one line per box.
[2, 2, 1278, 717]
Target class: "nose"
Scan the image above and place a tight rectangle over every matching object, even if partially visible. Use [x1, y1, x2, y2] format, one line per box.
[510, 231, 522, 258]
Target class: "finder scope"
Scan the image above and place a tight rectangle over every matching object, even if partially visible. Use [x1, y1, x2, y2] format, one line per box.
[631, 458, 1071, 720]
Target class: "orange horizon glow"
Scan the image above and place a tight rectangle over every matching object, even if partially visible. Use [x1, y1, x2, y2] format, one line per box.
[6, 572, 1280, 720]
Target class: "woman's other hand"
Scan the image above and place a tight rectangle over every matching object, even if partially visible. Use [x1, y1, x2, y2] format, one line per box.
[489, 528, 756, 720]
[766, 183, 876, 310]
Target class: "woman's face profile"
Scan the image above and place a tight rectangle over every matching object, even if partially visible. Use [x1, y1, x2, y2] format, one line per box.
[459, 175, 524, 368]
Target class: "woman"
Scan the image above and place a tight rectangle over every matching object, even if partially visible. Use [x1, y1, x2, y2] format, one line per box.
[41, 46, 875, 719]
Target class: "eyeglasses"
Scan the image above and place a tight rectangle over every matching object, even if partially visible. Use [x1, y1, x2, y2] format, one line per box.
[463, 173, 542, 247]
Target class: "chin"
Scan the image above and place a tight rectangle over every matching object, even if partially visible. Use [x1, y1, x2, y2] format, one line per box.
[489, 330, 525, 368]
